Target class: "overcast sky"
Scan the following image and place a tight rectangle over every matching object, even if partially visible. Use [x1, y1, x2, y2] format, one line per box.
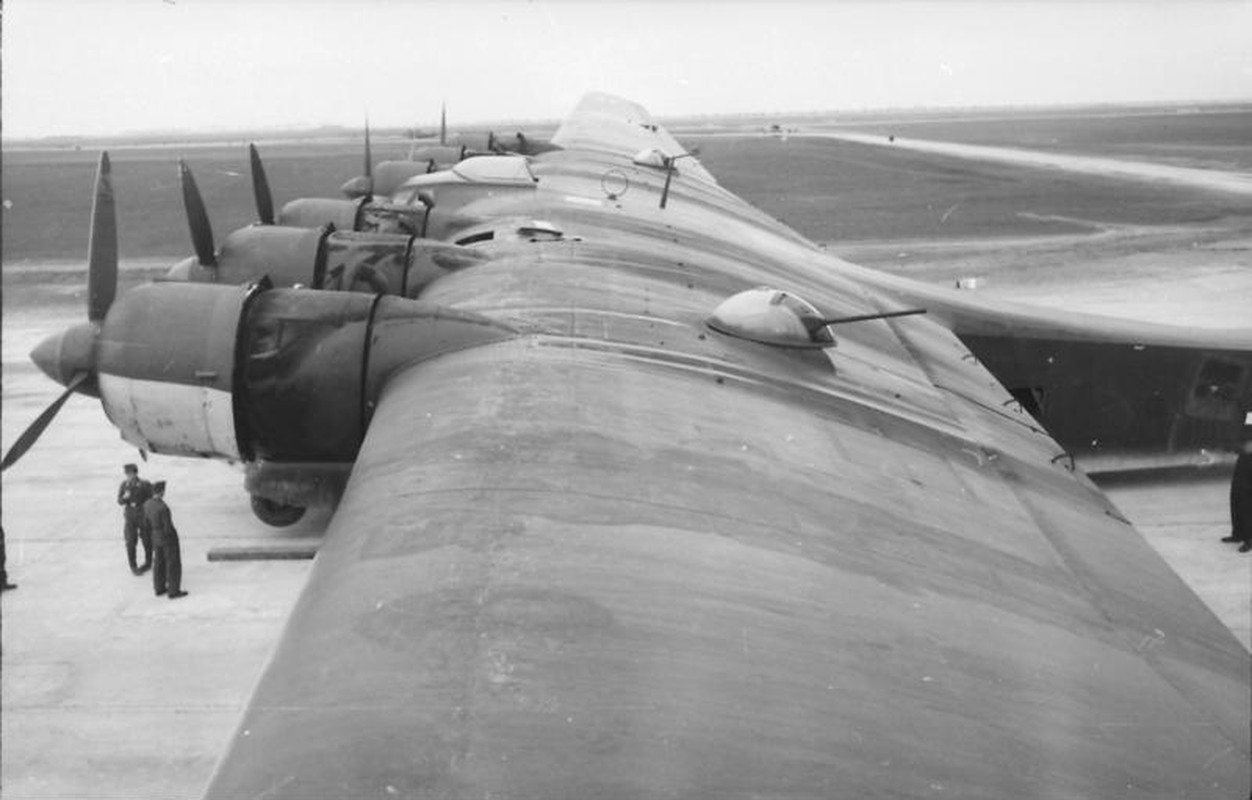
[3, 0, 1250, 138]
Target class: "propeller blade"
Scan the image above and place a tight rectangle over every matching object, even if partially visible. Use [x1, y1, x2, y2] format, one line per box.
[1, 372, 89, 471]
[249, 144, 275, 225]
[179, 159, 216, 267]
[363, 118, 374, 196]
[87, 152, 118, 322]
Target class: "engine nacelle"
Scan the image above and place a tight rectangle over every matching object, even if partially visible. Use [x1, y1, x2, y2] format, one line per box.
[491, 131, 562, 156]
[278, 197, 367, 230]
[98, 282, 252, 459]
[96, 282, 515, 462]
[163, 224, 488, 298]
[408, 146, 467, 170]
[318, 230, 489, 297]
[276, 195, 432, 235]
[218, 224, 328, 287]
[340, 160, 447, 200]
[386, 155, 541, 241]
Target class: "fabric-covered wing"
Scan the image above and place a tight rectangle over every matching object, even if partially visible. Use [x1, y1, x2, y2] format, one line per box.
[201, 92, 1248, 798]
[551, 91, 727, 194]
[830, 256, 1252, 467]
[203, 338, 1248, 797]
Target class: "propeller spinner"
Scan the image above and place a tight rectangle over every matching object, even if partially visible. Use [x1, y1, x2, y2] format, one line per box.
[3, 152, 119, 470]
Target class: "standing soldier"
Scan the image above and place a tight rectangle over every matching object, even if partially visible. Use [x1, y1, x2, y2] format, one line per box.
[144, 481, 187, 599]
[1221, 420, 1252, 554]
[117, 463, 153, 575]
[1, 524, 15, 592]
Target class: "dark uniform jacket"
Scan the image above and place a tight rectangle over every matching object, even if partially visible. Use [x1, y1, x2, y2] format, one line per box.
[118, 478, 153, 519]
[143, 497, 177, 546]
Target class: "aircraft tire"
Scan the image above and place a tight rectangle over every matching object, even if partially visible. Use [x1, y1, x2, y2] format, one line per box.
[250, 495, 306, 527]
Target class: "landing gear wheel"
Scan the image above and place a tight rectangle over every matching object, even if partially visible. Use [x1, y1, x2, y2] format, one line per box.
[250, 495, 306, 527]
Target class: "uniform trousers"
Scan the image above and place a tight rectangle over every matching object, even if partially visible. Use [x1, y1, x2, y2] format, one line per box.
[123, 510, 153, 570]
[152, 536, 182, 595]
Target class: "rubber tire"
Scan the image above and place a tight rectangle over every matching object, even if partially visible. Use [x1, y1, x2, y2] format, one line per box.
[250, 495, 306, 527]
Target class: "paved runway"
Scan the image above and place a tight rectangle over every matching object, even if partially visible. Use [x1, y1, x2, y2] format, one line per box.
[2, 305, 322, 797]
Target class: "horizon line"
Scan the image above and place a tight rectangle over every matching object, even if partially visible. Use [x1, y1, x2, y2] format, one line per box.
[5, 97, 1251, 146]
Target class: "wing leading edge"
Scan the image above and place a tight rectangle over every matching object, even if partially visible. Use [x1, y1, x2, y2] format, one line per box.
[202, 94, 1249, 797]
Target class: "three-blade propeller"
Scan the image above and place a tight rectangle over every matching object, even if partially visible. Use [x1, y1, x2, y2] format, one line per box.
[3, 153, 119, 471]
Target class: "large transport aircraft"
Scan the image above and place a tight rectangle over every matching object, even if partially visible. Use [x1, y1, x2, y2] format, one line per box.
[5, 94, 1249, 797]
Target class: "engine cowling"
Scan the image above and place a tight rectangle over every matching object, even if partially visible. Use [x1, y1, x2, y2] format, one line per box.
[491, 131, 562, 156]
[95, 281, 514, 462]
[408, 146, 467, 170]
[98, 282, 252, 459]
[278, 197, 367, 230]
[163, 224, 487, 298]
[340, 160, 449, 200]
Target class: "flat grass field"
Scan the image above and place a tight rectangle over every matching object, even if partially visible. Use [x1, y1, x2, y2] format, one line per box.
[2, 103, 1249, 281]
[815, 106, 1252, 171]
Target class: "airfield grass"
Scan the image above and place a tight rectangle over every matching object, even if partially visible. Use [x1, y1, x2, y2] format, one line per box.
[687, 134, 1247, 245]
[2, 105, 1249, 272]
[1, 141, 390, 266]
[809, 106, 1252, 172]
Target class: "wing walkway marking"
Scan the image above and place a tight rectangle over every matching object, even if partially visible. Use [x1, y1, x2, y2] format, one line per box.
[804, 131, 1252, 196]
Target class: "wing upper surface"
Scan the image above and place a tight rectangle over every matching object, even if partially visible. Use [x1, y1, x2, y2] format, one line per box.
[550, 91, 726, 193]
[202, 93, 1249, 797]
[204, 332, 1249, 798]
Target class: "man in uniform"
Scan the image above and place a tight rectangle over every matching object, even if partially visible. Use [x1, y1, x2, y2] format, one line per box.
[1, 525, 15, 592]
[117, 463, 153, 575]
[144, 481, 187, 599]
[1221, 420, 1252, 554]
